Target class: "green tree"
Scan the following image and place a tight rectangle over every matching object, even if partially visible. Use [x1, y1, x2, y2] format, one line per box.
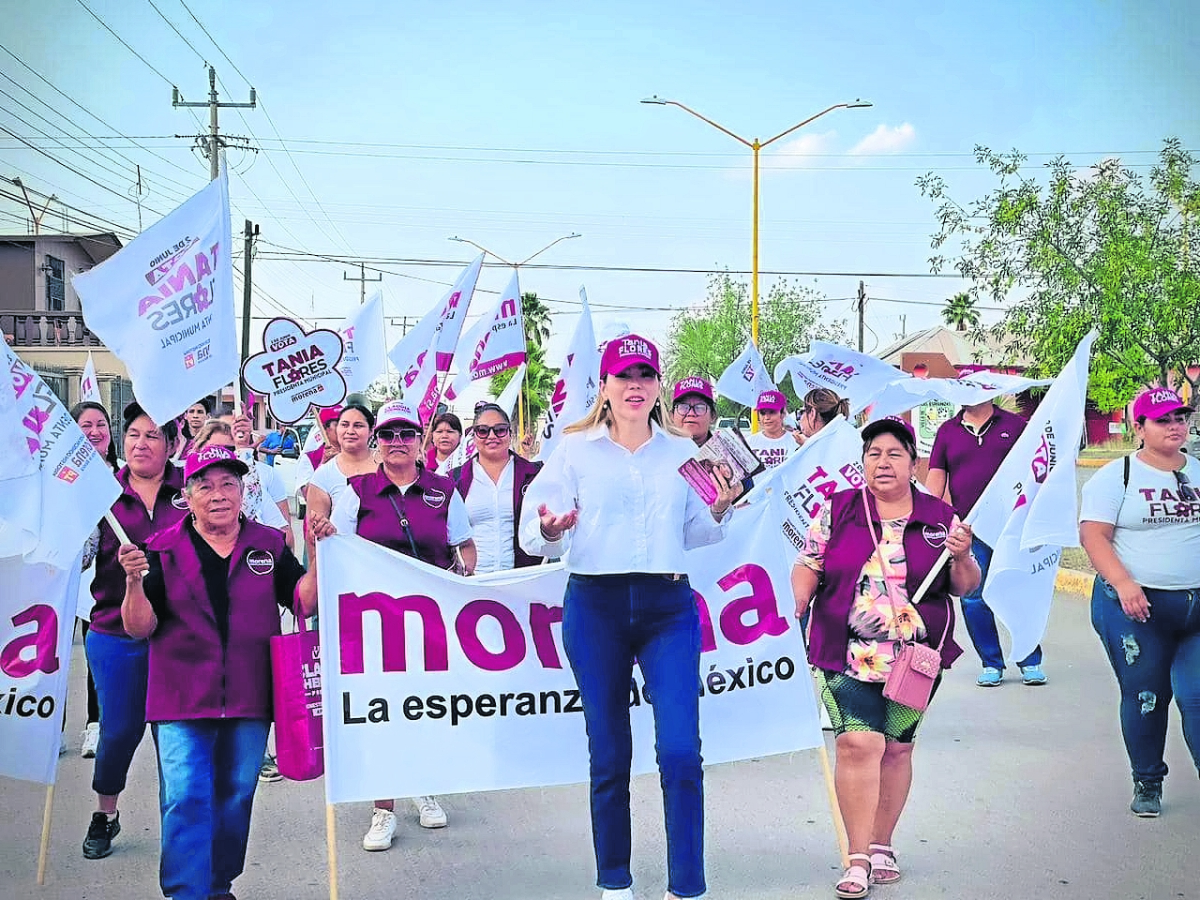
[917, 139, 1200, 411]
[665, 272, 847, 416]
[521, 292, 552, 348]
[941, 291, 980, 331]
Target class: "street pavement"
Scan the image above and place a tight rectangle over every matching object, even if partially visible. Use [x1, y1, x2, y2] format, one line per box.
[1, 583, 1193, 900]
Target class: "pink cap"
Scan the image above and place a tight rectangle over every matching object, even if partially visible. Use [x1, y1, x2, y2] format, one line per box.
[673, 376, 714, 404]
[600, 334, 660, 379]
[375, 399, 421, 433]
[756, 390, 786, 412]
[861, 415, 916, 447]
[1133, 387, 1192, 421]
[184, 444, 249, 482]
[318, 406, 343, 426]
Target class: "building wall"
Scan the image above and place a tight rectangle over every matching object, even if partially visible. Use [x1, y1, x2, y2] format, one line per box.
[33, 237, 95, 312]
[0, 242, 34, 311]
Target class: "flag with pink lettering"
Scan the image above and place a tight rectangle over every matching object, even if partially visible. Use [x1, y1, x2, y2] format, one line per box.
[316, 491, 820, 803]
[537, 288, 600, 461]
[716, 339, 775, 408]
[775, 341, 910, 415]
[79, 352, 101, 405]
[337, 292, 387, 395]
[72, 169, 237, 425]
[446, 270, 526, 399]
[0, 555, 81, 784]
[0, 342, 121, 568]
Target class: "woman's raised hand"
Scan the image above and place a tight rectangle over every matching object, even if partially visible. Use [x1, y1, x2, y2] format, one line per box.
[538, 503, 578, 541]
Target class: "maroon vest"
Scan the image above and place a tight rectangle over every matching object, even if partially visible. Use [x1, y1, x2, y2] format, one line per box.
[306, 447, 325, 470]
[89, 463, 188, 636]
[143, 518, 292, 721]
[808, 487, 963, 673]
[348, 464, 456, 569]
[450, 452, 544, 568]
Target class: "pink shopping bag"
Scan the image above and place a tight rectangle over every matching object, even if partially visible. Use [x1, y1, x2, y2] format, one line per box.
[270, 614, 324, 781]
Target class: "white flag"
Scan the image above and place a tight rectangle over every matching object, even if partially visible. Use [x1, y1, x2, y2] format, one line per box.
[495, 363, 527, 418]
[447, 270, 526, 399]
[79, 352, 101, 405]
[338, 292, 387, 394]
[537, 288, 600, 461]
[716, 339, 775, 408]
[970, 331, 1096, 662]
[867, 370, 1054, 420]
[775, 342, 909, 415]
[0, 342, 121, 568]
[73, 169, 237, 425]
[0, 554, 81, 784]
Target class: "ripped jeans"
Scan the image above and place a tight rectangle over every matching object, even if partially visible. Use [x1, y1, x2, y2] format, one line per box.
[1090, 576, 1200, 785]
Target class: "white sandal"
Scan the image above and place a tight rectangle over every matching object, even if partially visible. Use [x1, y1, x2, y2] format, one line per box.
[835, 853, 872, 899]
[868, 843, 900, 884]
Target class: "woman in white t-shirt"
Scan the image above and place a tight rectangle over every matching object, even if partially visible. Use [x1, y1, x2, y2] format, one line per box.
[744, 389, 801, 469]
[305, 403, 378, 525]
[1080, 387, 1200, 819]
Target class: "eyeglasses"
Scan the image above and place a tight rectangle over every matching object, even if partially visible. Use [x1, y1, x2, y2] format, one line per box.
[672, 401, 710, 416]
[375, 427, 421, 444]
[1175, 469, 1197, 503]
[473, 424, 511, 439]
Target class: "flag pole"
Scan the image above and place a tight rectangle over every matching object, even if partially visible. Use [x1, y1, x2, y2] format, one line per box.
[36, 784, 54, 885]
[325, 803, 339, 900]
[816, 742, 849, 868]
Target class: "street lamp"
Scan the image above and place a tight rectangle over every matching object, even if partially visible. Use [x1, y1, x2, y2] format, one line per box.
[446, 233, 582, 440]
[640, 96, 872, 349]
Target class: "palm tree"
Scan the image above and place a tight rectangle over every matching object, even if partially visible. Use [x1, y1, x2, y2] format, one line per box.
[522, 292, 552, 348]
[942, 292, 981, 331]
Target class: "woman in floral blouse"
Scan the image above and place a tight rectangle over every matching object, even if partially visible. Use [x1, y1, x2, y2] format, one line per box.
[791, 418, 979, 899]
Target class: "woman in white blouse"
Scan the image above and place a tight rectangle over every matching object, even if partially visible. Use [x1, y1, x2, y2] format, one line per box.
[450, 403, 544, 573]
[519, 334, 737, 900]
[305, 402, 378, 525]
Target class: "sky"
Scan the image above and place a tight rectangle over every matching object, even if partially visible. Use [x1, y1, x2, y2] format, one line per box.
[2, 0, 1198, 380]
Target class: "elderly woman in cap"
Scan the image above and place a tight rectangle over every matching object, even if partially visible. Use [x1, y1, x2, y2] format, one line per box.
[321, 399, 476, 850]
[521, 335, 738, 900]
[81, 403, 185, 861]
[450, 402, 543, 573]
[791, 418, 978, 899]
[119, 444, 324, 900]
[1081, 387, 1200, 818]
[745, 389, 798, 469]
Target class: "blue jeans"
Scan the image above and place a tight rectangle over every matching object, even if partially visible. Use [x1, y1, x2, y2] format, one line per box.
[152, 719, 270, 900]
[961, 538, 1043, 670]
[84, 630, 149, 795]
[563, 574, 705, 898]
[1090, 577, 1200, 785]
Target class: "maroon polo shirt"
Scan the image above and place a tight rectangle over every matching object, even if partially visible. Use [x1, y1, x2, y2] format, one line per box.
[928, 406, 1027, 517]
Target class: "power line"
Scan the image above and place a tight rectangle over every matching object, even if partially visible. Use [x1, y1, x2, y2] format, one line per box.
[72, 0, 175, 87]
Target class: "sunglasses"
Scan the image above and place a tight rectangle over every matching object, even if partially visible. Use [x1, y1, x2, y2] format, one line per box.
[473, 424, 511, 439]
[672, 401, 710, 416]
[376, 427, 421, 444]
[1175, 469, 1197, 503]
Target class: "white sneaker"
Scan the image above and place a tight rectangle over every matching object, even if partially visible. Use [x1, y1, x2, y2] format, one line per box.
[413, 795, 447, 828]
[601, 890, 633, 900]
[362, 808, 397, 851]
[81, 722, 100, 758]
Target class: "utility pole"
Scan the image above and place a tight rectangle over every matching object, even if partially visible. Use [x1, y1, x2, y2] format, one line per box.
[856, 280, 867, 352]
[899, 315, 907, 339]
[240, 220, 259, 399]
[172, 66, 256, 180]
[344, 262, 382, 304]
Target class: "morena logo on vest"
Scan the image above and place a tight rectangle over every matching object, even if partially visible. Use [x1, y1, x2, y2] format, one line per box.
[171, 492, 189, 510]
[921, 524, 948, 547]
[246, 550, 275, 576]
[423, 488, 447, 509]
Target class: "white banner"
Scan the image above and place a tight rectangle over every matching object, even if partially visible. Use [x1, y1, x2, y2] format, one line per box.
[866, 370, 1054, 421]
[337, 292, 387, 395]
[0, 555, 81, 784]
[538, 288, 600, 461]
[775, 342, 909, 415]
[447, 270, 525, 399]
[79, 352, 101, 405]
[494, 362, 526, 418]
[73, 170, 237, 425]
[716, 339, 775, 408]
[317, 494, 820, 803]
[970, 331, 1096, 662]
[0, 343, 121, 568]
[741, 416, 866, 554]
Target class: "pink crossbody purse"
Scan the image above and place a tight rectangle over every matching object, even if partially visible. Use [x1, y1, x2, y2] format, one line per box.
[861, 490, 946, 712]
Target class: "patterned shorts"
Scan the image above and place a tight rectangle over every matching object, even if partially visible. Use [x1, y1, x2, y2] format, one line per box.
[814, 669, 940, 743]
